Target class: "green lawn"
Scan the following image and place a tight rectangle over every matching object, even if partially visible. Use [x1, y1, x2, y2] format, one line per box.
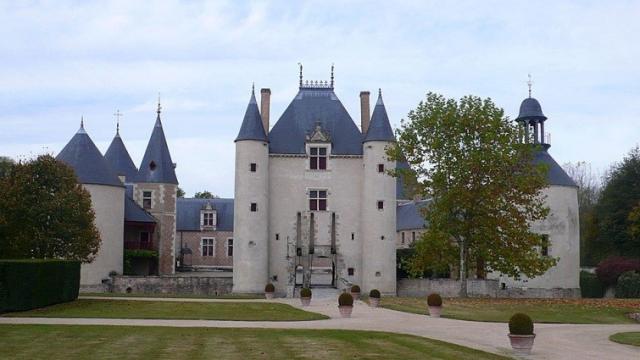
[2, 299, 327, 321]
[379, 297, 640, 324]
[81, 292, 262, 299]
[0, 325, 508, 360]
[610, 332, 640, 347]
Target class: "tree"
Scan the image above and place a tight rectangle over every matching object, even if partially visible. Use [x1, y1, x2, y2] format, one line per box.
[176, 187, 185, 198]
[0, 155, 101, 262]
[194, 190, 218, 199]
[594, 146, 640, 259]
[389, 93, 554, 297]
[0, 156, 14, 179]
[562, 162, 601, 266]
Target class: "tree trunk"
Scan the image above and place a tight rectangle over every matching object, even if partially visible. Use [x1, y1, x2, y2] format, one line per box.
[459, 238, 467, 298]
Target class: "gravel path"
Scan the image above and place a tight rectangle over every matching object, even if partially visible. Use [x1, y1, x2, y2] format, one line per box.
[1, 296, 638, 359]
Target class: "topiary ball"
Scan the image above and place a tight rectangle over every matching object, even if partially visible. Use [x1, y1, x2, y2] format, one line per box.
[369, 289, 381, 298]
[265, 283, 275, 293]
[351, 285, 361, 293]
[339, 292, 354, 306]
[509, 313, 534, 335]
[300, 287, 312, 298]
[427, 293, 442, 307]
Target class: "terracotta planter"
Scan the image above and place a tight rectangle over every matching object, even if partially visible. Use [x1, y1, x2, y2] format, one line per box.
[265, 292, 274, 299]
[428, 305, 442, 317]
[508, 334, 535, 355]
[300, 297, 311, 306]
[369, 298, 380, 308]
[351, 292, 360, 300]
[339, 305, 353, 318]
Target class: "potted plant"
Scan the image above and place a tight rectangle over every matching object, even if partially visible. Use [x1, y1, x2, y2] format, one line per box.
[508, 313, 535, 355]
[350, 285, 361, 300]
[427, 293, 442, 317]
[338, 292, 354, 318]
[369, 289, 381, 308]
[264, 283, 275, 299]
[300, 287, 312, 306]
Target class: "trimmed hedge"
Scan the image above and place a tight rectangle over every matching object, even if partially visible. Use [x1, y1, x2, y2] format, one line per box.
[0, 259, 80, 313]
[580, 270, 605, 298]
[615, 271, 640, 298]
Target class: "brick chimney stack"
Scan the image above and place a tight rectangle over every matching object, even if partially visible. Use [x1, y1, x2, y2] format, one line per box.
[260, 88, 271, 134]
[360, 91, 371, 134]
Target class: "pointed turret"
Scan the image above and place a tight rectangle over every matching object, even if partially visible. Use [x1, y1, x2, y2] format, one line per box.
[105, 125, 138, 183]
[57, 120, 123, 187]
[235, 87, 268, 142]
[135, 105, 178, 184]
[363, 90, 395, 142]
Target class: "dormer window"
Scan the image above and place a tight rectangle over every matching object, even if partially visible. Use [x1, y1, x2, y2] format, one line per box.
[200, 202, 217, 230]
[310, 147, 327, 170]
[142, 191, 152, 209]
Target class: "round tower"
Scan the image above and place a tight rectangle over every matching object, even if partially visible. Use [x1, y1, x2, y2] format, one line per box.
[233, 87, 270, 293]
[361, 90, 397, 295]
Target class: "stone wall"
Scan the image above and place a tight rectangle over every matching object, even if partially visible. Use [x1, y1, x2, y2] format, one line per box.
[110, 275, 233, 296]
[397, 278, 580, 298]
[177, 230, 233, 267]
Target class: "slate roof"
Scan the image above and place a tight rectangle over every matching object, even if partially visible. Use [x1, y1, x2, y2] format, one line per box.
[177, 198, 234, 232]
[56, 122, 124, 187]
[122, 184, 156, 223]
[135, 113, 179, 184]
[235, 90, 268, 142]
[104, 131, 138, 182]
[268, 87, 363, 155]
[363, 92, 395, 143]
[535, 146, 577, 187]
[397, 199, 430, 231]
[516, 97, 547, 121]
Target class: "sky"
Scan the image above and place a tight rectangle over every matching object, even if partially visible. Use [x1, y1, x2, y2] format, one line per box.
[1, 1, 638, 198]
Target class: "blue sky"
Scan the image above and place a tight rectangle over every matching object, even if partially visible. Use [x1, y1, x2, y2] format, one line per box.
[1, 1, 638, 197]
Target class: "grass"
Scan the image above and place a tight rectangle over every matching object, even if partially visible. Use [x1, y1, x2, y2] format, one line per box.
[0, 325, 509, 360]
[81, 292, 262, 299]
[379, 297, 640, 324]
[2, 299, 327, 321]
[610, 332, 640, 347]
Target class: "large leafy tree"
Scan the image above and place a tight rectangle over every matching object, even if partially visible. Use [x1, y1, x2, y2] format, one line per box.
[389, 93, 554, 296]
[194, 190, 218, 199]
[0, 155, 101, 262]
[0, 156, 14, 179]
[595, 146, 640, 259]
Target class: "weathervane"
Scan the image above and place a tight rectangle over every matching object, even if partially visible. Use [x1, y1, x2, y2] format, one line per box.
[114, 109, 123, 134]
[157, 93, 162, 115]
[527, 74, 533, 98]
[298, 62, 303, 87]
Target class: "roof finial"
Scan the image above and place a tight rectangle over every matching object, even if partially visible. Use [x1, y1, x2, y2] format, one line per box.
[330, 63, 334, 88]
[298, 62, 303, 87]
[527, 74, 533, 98]
[114, 109, 122, 135]
[157, 93, 162, 116]
[378, 88, 382, 96]
[252, 82, 255, 94]
[80, 116, 84, 129]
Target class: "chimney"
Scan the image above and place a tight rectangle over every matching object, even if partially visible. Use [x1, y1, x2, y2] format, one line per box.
[260, 88, 271, 134]
[360, 91, 371, 134]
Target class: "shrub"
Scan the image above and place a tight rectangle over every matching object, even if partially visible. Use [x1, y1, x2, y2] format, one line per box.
[427, 293, 442, 307]
[0, 260, 80, 313]
[300, 287, 312, 298]
[596, 256, 640, 286]
[339, 292, 354, 306]
[615, 271, 640, 298]
[509, 313, 534, 335]
[369, 289, 381, 298]
[580, 270, 605, 298]
[350, 285, 361, 293]
[264, 283, 275, 293]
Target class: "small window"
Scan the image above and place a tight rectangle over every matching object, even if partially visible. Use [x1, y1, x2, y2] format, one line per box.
[377, 164, 385, 173]
[250, 163, 257, 172]
[142, 191, 152, 209]
[250, 203, 257, 212]
[149, 161, 156, 171]
[202, 238, 215, 257]
[348, 267, 355, 276]
[377, 200, 384, 210]
[401, 232, 405, 244]
[309, 190, 327, 211]
[412, 231, 416, 242]
[541, 234, 550, 256]
[309, 147, 327, 170]
[202, 212, 215, 227]
[351, 233, 355, 240]
[380, 235, 385, 240]
[227, 238, 233, 257]
[275, 233, 280, 241]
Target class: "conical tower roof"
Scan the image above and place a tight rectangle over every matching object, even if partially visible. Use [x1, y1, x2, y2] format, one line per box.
[57, 120, 123, 187]
[135, 107, 178, 184]
[363, 90, 395, 142]
[104, 127, 138, 182]
[235, 88, 268, 142]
